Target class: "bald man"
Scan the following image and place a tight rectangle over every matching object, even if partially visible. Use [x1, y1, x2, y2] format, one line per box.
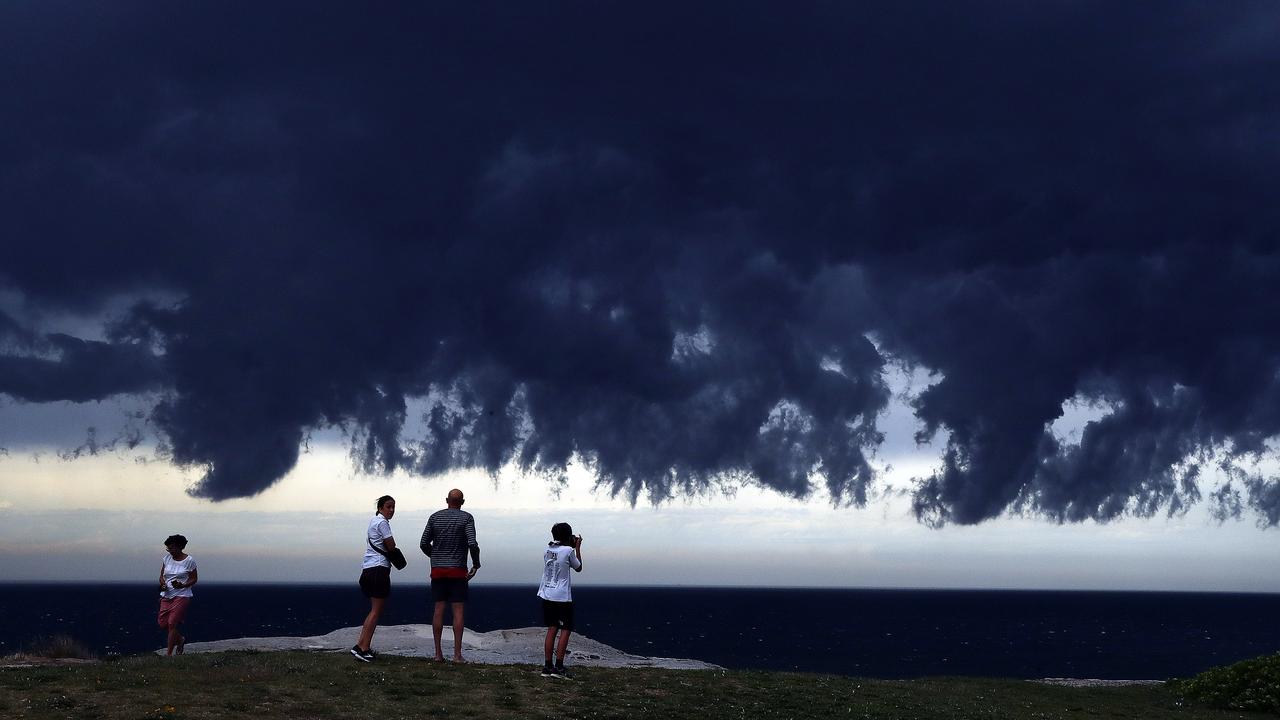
[419, 488, 481, 662]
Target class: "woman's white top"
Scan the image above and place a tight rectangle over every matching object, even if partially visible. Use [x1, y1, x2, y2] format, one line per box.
[537, 543, 581, 602]
[160, 554, 197, 599]
[362, 514, 394, 569]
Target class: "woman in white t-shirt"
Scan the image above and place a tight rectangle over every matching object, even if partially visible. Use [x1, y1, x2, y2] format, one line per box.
[353, 495, 397, 662]
[537, 522, 583, 677]
[157, 533, 197, 656]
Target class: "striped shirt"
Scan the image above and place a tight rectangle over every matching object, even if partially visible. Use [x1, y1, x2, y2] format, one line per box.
[420, 508, 480, 575]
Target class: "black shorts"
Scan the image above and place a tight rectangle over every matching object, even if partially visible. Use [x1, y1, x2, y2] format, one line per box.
[359, 566, 391, 599]
[431, 577, 469, 603]
[542, 600, 574, 632]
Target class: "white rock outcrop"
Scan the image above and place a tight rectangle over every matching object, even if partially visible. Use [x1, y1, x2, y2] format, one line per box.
[168, 625, 721, 670]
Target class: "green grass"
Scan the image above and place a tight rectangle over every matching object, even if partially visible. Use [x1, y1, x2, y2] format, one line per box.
[0, 651, 1261, 720]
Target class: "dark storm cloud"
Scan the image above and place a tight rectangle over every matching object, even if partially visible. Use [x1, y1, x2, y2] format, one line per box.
[0, 334, 165, 403]
[0, 311, 166, 403]
[2, 2, 1280, 523]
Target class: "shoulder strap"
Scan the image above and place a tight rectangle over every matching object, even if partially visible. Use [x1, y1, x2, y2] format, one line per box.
[368, 538, 389, 557]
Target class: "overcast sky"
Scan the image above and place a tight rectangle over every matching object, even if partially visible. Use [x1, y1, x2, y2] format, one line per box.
[3, 2, 1280, 590]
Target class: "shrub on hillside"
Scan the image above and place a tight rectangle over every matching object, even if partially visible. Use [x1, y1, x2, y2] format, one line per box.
[1174, 652, 1280, 713]
[24, 635, 95, 660]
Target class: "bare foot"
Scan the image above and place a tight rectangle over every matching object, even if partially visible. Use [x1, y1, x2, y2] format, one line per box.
[433, 655, 446, 663]
[453, 656, 467, 664]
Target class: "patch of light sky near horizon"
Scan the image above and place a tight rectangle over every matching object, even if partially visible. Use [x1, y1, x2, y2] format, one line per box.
[1, 454, 1276, 589]
[0, 435, 933, 516]
[3, 391, 1280, 590]
[4, 339, 1280, 589]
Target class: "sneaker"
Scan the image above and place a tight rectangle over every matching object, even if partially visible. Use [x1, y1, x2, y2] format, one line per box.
[351, 645, 373, 662]
[540, 663, 556, 677]
[551, 665, 573, 680]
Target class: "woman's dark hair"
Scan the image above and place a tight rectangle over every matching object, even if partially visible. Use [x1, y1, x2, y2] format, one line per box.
[376, 495, 395, 513]
[164, 534, 188, 549]
[551, 522, 574, 545]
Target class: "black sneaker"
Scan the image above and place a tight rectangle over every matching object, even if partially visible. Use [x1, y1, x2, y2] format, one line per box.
[551, 665, 573, 680]
[540, 663, 556, 677]
[351, 645, 373, 662]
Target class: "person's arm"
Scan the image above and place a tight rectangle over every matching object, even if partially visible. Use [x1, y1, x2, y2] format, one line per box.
[374, 519, 397, 554]
[466, 516, 480, 578]
[419, 519, 434, 556]
[572, 536, 584, 572]
[159, 563, 167, 591]
[175, 567, 198, 589]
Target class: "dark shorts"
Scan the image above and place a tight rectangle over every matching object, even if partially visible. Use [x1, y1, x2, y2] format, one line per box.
[542, 600, 574, 632]
[359, 565, 391, 599]
[431, 577, 469, 603]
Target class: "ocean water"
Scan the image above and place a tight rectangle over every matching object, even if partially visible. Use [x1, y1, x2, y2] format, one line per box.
[2, 583, 1277, 679]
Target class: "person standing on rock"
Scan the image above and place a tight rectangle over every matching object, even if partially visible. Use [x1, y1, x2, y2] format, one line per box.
[353, 495, 397, 662]
[538, 522, 583, 678]
[158, 534, 197, 657]
[420, 488, 481, 662]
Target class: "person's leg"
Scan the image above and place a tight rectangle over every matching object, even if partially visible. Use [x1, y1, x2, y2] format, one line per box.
[157, 599, 170, 649]
[432, 601, 447, 661]
[544, 627, 556, 665]
[555, 630, 572, 667]
[159, 599, 187, 657]
[355, 567, 390, 658]
[450, 602, 466, 661]
[173, 600, 187, 655]
[166, 622, 182, 656]
[357, 597, 385, 652]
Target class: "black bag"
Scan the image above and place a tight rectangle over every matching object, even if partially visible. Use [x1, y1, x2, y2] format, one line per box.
[369, 539, 408, 570]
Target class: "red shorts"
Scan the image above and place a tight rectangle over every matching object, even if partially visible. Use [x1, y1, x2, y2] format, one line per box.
[157, 597, 191, 628]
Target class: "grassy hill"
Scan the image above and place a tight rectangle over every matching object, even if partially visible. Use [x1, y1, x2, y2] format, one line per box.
[0, 651, 1260, 720]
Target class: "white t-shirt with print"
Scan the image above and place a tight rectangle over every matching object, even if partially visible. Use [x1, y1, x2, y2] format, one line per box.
[160, 554, 197, 599]
[537, 543, 581, 602]
[362, 514, 394, 570]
